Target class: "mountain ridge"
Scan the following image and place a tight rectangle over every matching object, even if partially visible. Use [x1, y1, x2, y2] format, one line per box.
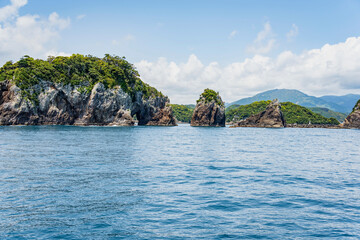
[228, 89, 359, 113]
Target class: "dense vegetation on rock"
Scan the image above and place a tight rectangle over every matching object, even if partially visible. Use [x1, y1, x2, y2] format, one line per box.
[197, 88, 223, 106]
[0, 54, 162, 104]
[309, 107, 347, 122]
[226, 100, 339, 125]
[171, 104, 194, 123]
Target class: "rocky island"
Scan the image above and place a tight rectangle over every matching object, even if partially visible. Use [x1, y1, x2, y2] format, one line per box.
[228, 99, 349, 128]
[190, 89, 225, 127]
[230, 99, 285, 128]
[0, 54, 176, 126]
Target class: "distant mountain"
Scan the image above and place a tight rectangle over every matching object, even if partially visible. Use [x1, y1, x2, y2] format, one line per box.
[319, 94, 360, 113]
[228, 89, 349, 113]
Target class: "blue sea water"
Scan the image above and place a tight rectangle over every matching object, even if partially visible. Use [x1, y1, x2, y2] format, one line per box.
[0, 125, 359, 239]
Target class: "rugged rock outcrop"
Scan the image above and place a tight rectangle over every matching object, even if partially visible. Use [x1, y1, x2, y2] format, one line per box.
[190, 89, 225, 127]
[231, 99, 285, 128]
[341, 100, 360, 128]
[0, 80, 177, 126]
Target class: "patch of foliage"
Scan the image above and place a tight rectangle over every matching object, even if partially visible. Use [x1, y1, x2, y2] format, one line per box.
[309, 107, 347, 122]
[0, 54, 163, 104]
[197, 88, 223, 106]
[171, 104, 194, 123]
[226, 100, 340, 125]
[281, 102, 339, 125]
[226, 100, 270, 122]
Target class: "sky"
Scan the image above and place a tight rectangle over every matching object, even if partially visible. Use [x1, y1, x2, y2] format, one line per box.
[1, 0, 360, 104]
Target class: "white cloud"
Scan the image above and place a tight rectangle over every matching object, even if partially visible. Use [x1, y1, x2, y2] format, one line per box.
[247, 21, 276, 54]
[0, 0, 70, 64]
[136, 37, 360, 104]
[287, 24, 299, 41]
[45, 50, 71, 57]
[228, 30, 238, 39]
[0, 0, 27, 22]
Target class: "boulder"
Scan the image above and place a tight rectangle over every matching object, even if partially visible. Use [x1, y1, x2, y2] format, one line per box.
[190, 89, 225, 127]
[231, 99, 285, 128]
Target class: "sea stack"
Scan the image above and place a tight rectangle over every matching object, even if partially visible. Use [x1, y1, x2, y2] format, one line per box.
[190, 88, 225, 127]
[231, 99, 285, 128]
[341, 100, 360, 128]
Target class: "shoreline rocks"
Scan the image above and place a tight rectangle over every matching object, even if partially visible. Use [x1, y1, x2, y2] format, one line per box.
[0, 80, 177, 126]
[190, 89, 225, 127]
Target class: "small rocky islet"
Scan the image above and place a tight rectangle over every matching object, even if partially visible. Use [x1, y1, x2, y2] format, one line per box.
[190, 89, 225, 127]
[0, 54, 359, 129]
[230, 99, 285, 128]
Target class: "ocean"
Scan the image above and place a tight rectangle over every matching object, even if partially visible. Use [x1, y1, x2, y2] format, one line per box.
[0, 125, 359, 239]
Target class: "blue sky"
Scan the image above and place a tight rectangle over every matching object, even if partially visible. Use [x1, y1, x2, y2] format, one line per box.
[1, 0, 360, 103]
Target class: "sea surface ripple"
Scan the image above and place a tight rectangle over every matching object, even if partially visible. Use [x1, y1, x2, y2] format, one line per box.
[0, 125, 359, 239]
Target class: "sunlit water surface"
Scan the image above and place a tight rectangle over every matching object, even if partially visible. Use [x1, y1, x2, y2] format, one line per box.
[0, 125, 359, 239]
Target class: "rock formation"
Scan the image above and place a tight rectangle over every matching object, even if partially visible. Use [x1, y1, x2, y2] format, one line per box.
[341, 100, 360, 128]
[190, 89, 225, 127]
[231, 99, 285, 128]
[0, 80, 177, 126]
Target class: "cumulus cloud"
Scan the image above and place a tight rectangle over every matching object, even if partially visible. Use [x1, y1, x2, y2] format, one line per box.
[136, 37, 360, 104]
[0, 0, 70, 64]
[287, 24, 299, 41]
[0, 0, 27, 22]
[247, 21, 276, 54]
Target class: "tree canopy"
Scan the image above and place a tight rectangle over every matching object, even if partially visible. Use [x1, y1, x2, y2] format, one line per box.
[0, 54, 162, 103]
[198, 88, 223, 106]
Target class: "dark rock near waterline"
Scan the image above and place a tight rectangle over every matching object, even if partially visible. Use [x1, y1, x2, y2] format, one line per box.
[190, 89, 225, 127]
[0, 80, 177, 126]
[231, 99, 285, 128]
[341, 100, 360, 128]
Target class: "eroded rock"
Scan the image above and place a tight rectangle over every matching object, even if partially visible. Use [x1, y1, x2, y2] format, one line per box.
[190, 89, 225, 127]
[231, 99, 285, 128]
[341, 100, 360, 128]
[0, 81, 176, 126]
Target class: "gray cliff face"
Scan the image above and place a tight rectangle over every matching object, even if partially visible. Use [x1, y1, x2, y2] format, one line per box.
[190, 96, 225, 127]
[231, 99, 285, 128]
[341, 100, 360, 128]
[0, 80, 177, 126]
